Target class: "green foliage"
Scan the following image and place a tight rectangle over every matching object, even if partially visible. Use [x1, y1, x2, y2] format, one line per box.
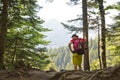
[106, 6, 120, 67]
[28, 53, 51, 69]
[106, 15, 120, 55]
[105, 2, 120, 10]
[61, 22, 83, 33]
[90, 59, 100, 70]
[88, 0, 99, 9]
[0, 0, 51, 70]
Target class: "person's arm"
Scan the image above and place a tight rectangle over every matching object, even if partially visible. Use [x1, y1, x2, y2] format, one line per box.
[79, 38, 86, 42]
[82, 38, 87, 49]
[68, 42, 72, 52]
[79, 38, 86, 49]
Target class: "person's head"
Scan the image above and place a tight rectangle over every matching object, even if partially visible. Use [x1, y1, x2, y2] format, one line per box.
[72, 34, 78, 39]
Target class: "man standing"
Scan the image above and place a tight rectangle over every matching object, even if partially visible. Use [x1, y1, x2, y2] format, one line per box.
[69, 34, 86, 70]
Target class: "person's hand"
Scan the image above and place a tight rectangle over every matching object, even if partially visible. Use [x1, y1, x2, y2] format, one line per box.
[72, 51, 75, 53]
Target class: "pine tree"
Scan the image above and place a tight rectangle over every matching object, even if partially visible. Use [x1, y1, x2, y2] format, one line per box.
[0, 0, 50, 70]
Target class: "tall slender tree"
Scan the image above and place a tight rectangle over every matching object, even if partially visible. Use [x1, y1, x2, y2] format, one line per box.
[0, 0, 8, 70]
[97, 16, 102, 69]
[98, 0, 107, 68]
[82, 0, 90, 71]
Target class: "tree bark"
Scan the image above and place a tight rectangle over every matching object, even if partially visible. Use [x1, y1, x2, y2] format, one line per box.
[98, 0, 107, 68]
[0, 0, 8, 70]
[82, 0, 90, 71]
[97, 16, 102, 69]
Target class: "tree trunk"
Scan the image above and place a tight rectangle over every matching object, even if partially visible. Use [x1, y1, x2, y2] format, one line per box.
[98, 0, 107, 68]
[97, 16, 102, 69]
[0, 0, 8, 70]
[82, 0, 90, 71]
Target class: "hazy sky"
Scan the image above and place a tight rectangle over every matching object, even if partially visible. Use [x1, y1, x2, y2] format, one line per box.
[38, 0, 82, 22]
[38, 0, 118, 21]
[38, 0, 119, 48]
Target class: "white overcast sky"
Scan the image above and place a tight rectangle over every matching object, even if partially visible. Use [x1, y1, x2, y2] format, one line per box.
[38, 0, 119, 21]
[37, 0, 119, 48]
[38, 0, 82, 22]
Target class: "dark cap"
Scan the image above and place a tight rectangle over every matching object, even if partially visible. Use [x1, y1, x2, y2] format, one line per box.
[72, 34, 78, 37]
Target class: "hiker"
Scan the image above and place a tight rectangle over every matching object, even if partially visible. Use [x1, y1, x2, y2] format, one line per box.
[69, 34, 86, 70]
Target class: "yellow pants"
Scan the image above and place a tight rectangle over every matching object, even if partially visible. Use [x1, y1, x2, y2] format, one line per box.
[72, 53, 82, 65]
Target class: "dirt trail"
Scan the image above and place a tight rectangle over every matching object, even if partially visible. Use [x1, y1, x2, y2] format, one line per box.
[0, 65, 120, 80]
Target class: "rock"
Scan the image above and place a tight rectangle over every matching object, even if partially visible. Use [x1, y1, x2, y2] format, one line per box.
[0, 65, 120, 80]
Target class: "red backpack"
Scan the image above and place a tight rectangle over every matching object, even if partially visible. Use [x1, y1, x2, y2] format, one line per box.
[70, 38, 85, 55]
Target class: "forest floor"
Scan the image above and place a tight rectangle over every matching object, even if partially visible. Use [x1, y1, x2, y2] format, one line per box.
[0, 65, 120, 80]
